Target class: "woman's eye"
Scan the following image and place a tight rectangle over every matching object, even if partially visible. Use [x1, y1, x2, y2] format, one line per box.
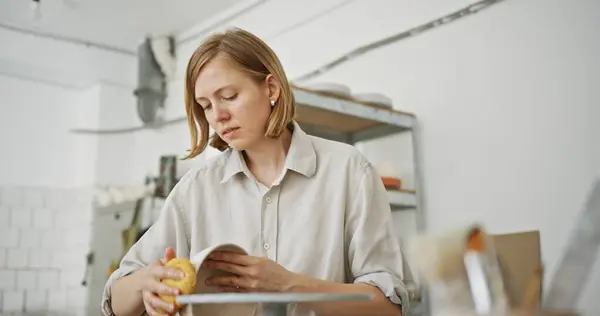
[201, 104, 211, 111]
[223, 94, 237, 101]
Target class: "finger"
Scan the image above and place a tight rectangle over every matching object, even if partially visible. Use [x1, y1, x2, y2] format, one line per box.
[208, 252, 258, 266]
[201, 259, 252, 275]
[206, 275, 251, 289]
[149, 294, 177, 315]
[145, 302, 165, 316]
[144, 292, 173, 316]
[145, 278, 181, 296]
[150, 265, 185, 280]
[147, 303, 171, 316]
[164, 248, 176, 262]
[217, 285, 246, 293]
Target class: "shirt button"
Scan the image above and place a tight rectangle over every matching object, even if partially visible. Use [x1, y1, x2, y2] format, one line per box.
[265, 196, 272, 204]
[263, 243, 270, 250]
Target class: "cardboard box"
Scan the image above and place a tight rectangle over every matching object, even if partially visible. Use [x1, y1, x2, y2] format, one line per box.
[492, 231, 579, 316]
[493, 231, 543, 308]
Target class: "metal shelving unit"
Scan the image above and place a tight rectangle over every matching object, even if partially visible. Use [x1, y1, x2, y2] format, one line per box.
[291, 85, 428, 316]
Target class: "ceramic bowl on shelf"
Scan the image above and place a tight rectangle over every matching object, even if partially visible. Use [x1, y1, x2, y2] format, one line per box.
[352, 92, 393, 108]
[303, 82, 352, 97]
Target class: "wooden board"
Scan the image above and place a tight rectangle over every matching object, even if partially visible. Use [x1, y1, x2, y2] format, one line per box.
[295, 105, 384, 133]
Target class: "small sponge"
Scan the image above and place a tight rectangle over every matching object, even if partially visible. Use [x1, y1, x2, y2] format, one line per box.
[159, 258, 197, 311]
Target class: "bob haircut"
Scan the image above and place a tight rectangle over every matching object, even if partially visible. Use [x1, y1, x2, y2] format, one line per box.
[182, 27, 296, 160]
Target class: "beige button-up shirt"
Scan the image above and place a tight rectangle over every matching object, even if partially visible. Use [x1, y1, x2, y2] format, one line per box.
[101, 122, 409, 316]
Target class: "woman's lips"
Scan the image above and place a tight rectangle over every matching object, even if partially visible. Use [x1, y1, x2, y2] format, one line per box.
[222, 127, 239, 138]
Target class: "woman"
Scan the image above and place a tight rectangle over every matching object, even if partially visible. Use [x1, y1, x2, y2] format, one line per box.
[102, 27, 409, 316]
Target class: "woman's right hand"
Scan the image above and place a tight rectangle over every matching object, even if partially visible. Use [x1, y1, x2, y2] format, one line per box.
[139, 248, 185, 316]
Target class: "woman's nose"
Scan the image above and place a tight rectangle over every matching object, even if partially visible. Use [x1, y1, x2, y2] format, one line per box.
[214, 106, 230, 122]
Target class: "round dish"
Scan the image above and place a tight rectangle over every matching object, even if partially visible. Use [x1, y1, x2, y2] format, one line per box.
[177, 292, 375, 304]
[177, 293, 374, 316]
[179, 243, 257, 316]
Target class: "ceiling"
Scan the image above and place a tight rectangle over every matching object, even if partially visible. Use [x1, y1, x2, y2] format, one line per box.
[0, 0, 243, 53]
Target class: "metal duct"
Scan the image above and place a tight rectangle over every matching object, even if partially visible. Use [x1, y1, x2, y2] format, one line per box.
[134, 37, 168, 125]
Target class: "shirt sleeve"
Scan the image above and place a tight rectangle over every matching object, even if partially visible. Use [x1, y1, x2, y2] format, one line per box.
[100, 178, 192, 316]
[345, 158, 411, 315]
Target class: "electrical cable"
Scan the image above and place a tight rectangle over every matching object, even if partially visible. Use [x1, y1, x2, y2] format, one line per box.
[292, 0, 508, 83]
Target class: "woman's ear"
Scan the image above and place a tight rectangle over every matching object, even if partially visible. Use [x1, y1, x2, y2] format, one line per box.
[265, 74, 281, 103]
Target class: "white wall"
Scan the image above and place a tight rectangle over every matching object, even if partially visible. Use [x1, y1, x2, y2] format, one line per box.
[0, 26, 136, 89]
[174, 0, 600, 314]
[90, 82, 200, 187]
[0, 75, 79, 188]
[0, 21, 199, 314]
[0, 25, 137, 314]
[304, 1, 600, 314]
[0, 21, 139, 187]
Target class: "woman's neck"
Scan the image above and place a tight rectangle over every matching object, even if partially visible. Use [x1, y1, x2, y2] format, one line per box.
[243, 129, 292, 187]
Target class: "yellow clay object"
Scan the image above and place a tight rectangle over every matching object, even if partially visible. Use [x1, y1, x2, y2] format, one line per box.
[159, 258, 197, 311]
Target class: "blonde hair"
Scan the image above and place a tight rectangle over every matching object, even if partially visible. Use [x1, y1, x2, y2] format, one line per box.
[182, 28, 295, 160]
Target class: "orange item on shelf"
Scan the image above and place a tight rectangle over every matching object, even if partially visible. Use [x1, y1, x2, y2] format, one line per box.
[381, 177, 402, 190]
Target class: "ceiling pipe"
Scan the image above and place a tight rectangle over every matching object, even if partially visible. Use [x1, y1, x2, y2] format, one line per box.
[0, 21, 136, 56]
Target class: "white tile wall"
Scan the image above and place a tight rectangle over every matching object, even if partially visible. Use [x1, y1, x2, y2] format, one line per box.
[25, 290, 47, 311]
[16, 271, 37, 290]
[0, 249, 5, 268]
[0, 207, 9, 227]
[0, 230, 17, 248]
[0, 271, 15, 290]
[2, 291, 24, 312]
[0, 186, 93, 315]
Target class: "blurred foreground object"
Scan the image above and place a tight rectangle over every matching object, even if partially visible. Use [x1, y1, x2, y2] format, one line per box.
[405, 224, 582, 316]
[406, 225, 510, 316]
[543, 178, 600, 311]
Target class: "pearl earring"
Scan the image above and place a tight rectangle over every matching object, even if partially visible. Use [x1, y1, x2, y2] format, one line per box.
[270, 100, 275, 107]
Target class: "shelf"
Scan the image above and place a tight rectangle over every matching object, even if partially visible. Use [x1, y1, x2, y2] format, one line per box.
[291, 85, 425, 314]
[292, 86, 415, 143]
[387, 190, 417, 211]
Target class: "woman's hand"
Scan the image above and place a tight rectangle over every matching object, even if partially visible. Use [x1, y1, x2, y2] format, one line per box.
[139, 248, 185, 316]
[201, 251, 297, 293]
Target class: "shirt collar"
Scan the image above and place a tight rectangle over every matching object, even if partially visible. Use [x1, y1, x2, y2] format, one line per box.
[220, 121, 317, 184]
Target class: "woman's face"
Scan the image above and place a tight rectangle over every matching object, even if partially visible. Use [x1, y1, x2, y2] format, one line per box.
[194, 54, 278, 151]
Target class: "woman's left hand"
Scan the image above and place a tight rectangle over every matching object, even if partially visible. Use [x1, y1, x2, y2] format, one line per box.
[201, 251, 297, 293]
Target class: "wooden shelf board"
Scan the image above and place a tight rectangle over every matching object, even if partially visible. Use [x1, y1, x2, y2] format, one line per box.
[387, 190, 417, 211]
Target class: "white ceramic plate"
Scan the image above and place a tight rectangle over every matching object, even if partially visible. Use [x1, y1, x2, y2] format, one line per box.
[179, 243, 258, 316]
[352, 92, 393, 108]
